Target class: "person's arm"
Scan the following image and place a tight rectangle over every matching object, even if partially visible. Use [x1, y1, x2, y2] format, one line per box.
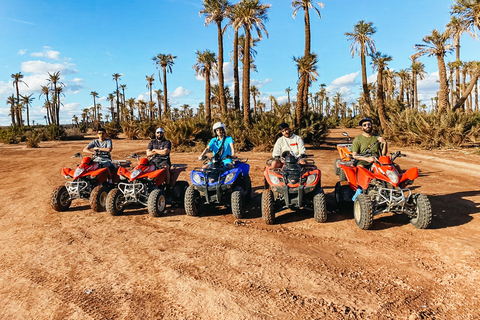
[83, 141, 96, 154]
[198, 146, 210, 160]
[229, 141, 236, 158]
[272, 138, 282, 158]
[351, 137, 375, 163]
[297, 136, 306, 157]
[149, 141, 171, 156]
[378, 136, 387, 156]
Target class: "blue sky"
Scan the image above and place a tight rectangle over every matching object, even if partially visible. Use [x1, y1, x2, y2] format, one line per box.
[0, 0, 478, 126]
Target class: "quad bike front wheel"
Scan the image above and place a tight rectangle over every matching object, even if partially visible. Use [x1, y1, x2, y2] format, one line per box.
[410, 193, 432, 229]
[353, 193, 374, 230]
[90, 185, 108, 212]
[51, 185, 72, 212]
[262, 189, 275, 225]
[231, 186, 245, 219]
[313, 187, 327, 223]
[106, 188, 125, 216]
[148, 189, 166, 217]
[184, 185, 200, 216]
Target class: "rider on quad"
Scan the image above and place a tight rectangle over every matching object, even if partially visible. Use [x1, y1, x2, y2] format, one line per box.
[83, 127, 115, 178]
[271, 122, 306, 169]
[352, 118, 388, 168]
[198, 122, 236, 168]
[147, 127, 172, 187]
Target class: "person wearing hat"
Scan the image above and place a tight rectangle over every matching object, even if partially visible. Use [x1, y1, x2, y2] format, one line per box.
[147, 127, 172, 185]
[198, 122, 236, 168]
[83, 127, 113, 161]
[270, 122, 306, 168]
[351, 117, 387, 168]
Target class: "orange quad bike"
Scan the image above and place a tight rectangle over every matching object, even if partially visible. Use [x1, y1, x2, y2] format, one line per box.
[106, 154, 189, 217]
[334, 132, 353, 181]
[51, 153, 130, 212]
[262, 153, 327, 224]
[336, 150, 432, 230]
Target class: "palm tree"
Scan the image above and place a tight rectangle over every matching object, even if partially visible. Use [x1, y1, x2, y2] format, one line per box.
[40, 85, 53, 125]
[47, 71, 64, 125]
[227, 3, 242, 110]
[6, 95, 16, 126]
[146, 74, 155, 118]
[153, 89, 163, 119]
[233, 0, 271, 126]
[396, 69, 410, 102]
[194, 50, 218, 124]
[107, 93, 116, 121]
[292, 0, 324, 56]
[21, 93, 35, 127]
[415, 29, 454, 112]
[250, 85, 260, 115]
[120, 84, 127, 110]
[410, 55, 426, 110]
[451, 0, 480, 33]
[112, 73, 122, 124]
[11, 72, 28, 127]
[201, 0, 229, 116]
[153, 54, 177, 117]
[446, 16, 469, 103]
[371, 52, 392, 134]
[90, 91, 99, 118]
[345, 20, 377, 116]
[285, 87, 292, 106]
[294, 53, 318, 128]
[453, 61, 480, 111]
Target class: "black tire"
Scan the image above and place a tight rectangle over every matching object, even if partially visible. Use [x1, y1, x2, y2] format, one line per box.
[184, 185, 199, 216]
[334, 158, 341, 176]
[148, 189, 166, 217]
[243, 175, 252, 203]
[353, 193, 374, 230]
[172, 181, 189, 205]
[106, 188, 125, 216]
[51, 185, 71, 212]
[410, 194, 432, 229]
[90, 185, 108, 212]
[261, 189, 275, 225]
[313, 188, 327, 223]
[231, 186, 244, 219]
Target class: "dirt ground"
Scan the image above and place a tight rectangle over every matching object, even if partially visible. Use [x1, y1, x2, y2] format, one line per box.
[0, 128, 479, 319]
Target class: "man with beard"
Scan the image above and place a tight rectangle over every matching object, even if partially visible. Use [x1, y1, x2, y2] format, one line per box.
[147, 127, 171, 185]
[352, 117, 387, 168]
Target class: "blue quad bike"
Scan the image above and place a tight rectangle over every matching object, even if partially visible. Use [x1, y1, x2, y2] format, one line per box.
[184, 155, 252, 219]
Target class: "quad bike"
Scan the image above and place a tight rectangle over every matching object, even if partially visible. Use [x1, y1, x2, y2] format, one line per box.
[184, 155, 252, 219]
[51, 153, 130, 212]
[336, 150, 432, 230]
[262, 153, 327, 225]
[106, 154, 189, 217]
[334, 132, 353, 182]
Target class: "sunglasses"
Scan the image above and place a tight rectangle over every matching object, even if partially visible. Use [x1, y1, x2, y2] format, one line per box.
[362, 123, 372, 127]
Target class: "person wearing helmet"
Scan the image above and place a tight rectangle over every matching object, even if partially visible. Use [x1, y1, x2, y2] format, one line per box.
[198, 122, 236, 168]
[351, 117, 387, 168]
[147, 127, 172, 185]
[270, 122, 306, 168]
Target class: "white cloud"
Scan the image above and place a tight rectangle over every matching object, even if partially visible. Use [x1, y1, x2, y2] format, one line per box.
[31, 46, 61, 60]
[326, 72, 360, 102]
[21, 60, 77, 75]
[171, 86, 191, 98]
[18, 49, 27, 55]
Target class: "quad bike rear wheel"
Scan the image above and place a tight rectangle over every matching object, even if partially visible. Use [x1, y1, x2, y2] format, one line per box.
[354, 193, 374, 230]
[51, 185, 72, 212]
[148, 189, 166, 217]
[313, 187, 327, 223]
[90, 185, 108, 212]
[231, 186, 244, 219]
[184, 185, 200, 216]
[262, 189, 275, 225]
[410, 193, 432, 229]
[106, 188, 125, 216]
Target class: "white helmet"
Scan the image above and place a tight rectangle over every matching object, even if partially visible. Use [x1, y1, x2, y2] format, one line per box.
[212, 122, 226, 134]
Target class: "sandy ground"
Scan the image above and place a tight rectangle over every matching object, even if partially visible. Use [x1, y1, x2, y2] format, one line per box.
[0, 128, 479, 320]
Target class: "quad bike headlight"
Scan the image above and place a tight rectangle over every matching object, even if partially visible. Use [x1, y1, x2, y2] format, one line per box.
[305, 173, 317, 186]
[131, 169, 142, 179]
[386, 170, 399, 184]
[268, 174, 281, 186]
[224, 172, 236, 184]
[74, 167, 85, 178]
[192, 172, 204, 185]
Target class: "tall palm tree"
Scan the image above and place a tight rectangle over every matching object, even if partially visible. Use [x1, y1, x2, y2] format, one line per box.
[201, 0, 229, 116]
[345, 20, 377, 116]
[285, 87, 292, 106]
[446, 16, 469, 103]
[107, 93, 116, 121]
[294, 53, 318, 128]
[453, 61, 480, 111]
[396, 69, 410, 102]
[371, 52, 392, 134]
[112, 73, 122, 124]
[11, 72, 28, 127]
[292, 0, 324, 56]
[90, 91, 99, 117]
[153, 54, 177, 117]
[6, 95, 16, 126]
[233, 0, 270, 126]
[318, 83, 327, 115]
[39, 85, 53, 125]
[226, 3, 242, 110]
[410, 55, 426, 110]
[154, 89, 163, 119]
[194, 50, 218, 124]
[415, 29, 454, 112]
[146, 74, 155, 118]
[120, 84, 127, 110]
[250, 85, 260, 115]
[21, 93, 35, 127]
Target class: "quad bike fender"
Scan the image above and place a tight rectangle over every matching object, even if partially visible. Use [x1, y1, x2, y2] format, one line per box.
[62, 167, 75, 178]
[338, 163, 357, 188]
[356, 166, 375, 190]
[400, 167, 418, 183]
[117, 166, 130, 179]
[169, 166, 186, 186]
[151, 169, 167, 186]
[235, 162, 250, 176]
[86, 167, 111, 183]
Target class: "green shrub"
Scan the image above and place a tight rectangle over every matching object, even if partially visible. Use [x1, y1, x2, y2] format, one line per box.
[0, 126, 22, 144]
[122, 121, 139, 140]
[25, 129, 44, 148]
[44, 125, 66, 141]
[104, 121, 121, 139]
[248, 112, 283, 152]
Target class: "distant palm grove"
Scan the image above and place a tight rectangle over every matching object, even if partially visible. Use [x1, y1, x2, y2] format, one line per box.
[2, 0, 480, 151]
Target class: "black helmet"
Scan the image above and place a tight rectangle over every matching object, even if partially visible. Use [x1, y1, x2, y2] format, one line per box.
[359, 117, 372, 126]
[279, 122, 290, 130]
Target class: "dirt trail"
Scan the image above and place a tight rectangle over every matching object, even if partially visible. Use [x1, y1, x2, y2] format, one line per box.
[0, 129, 479, 319]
